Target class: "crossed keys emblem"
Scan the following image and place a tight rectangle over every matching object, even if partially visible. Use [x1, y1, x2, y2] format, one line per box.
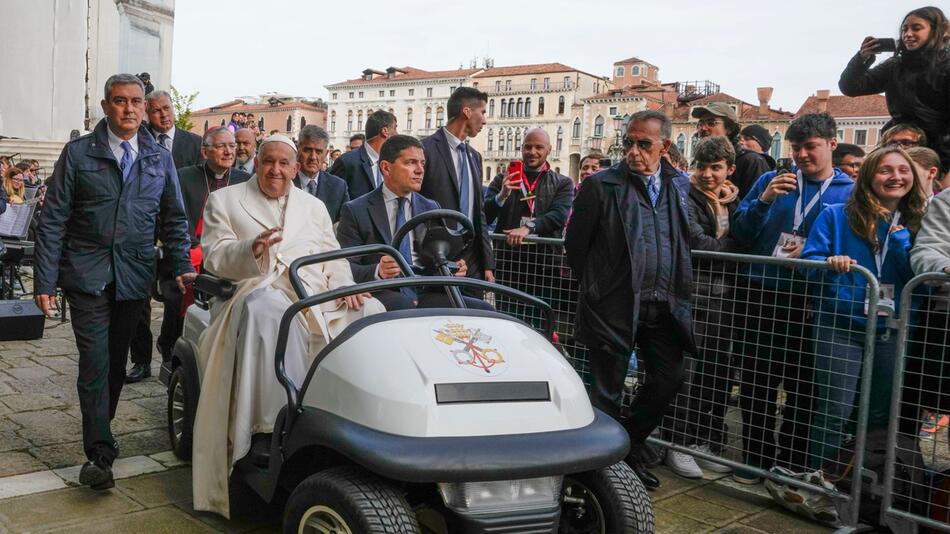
[433, 322, 506, 374]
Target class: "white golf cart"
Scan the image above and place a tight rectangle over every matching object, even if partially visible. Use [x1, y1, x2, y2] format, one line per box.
[160, 211, 654, 533]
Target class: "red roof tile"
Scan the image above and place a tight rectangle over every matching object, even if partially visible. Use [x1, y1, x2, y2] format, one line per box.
[327, 66, 479, 86]
[614, 56, 657, 67]
[194, 100, 326, 114]
[473, 63, 583, 77]
[794, 93, 888, 117]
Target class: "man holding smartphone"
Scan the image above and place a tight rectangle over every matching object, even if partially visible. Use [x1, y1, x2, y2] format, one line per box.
[729, 112, 854, 482]
[485, 128, 573, 325]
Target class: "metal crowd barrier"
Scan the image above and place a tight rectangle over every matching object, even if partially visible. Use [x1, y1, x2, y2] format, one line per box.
[488, 234, 892, 531]
[882, 272, 950, 533]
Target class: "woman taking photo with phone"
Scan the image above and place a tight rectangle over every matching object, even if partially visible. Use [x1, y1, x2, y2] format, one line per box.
[801, 146, 927, 469]
[839, 6, 950, 176]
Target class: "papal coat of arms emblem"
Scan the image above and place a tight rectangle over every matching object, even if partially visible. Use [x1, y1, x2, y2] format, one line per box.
[431, 321, 508, 376]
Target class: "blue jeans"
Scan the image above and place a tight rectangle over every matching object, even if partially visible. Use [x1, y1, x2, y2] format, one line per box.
[809, 325, 897, 469]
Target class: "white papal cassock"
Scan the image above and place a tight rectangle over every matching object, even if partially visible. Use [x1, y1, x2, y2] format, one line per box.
[192, 177, 383, 517]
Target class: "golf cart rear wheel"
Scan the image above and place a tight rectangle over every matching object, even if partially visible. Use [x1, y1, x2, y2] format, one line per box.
[560, 462, 654, 534]
[166, 367, 196, 460]
[284, 466, 420, 534]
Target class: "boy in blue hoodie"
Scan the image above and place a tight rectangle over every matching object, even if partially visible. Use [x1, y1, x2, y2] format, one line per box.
[730, 113, 854, 481]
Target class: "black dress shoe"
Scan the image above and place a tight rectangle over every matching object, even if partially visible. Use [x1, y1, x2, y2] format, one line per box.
[626, 454, 661, 491]
[638, 443, 663, 468]
[126, 363, 151, 383]
[79, 458, 114, 490]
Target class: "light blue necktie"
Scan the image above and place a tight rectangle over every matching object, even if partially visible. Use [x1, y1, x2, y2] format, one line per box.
[394, 196, 417, 301]
[647, 175, 659, 207]
[457, 143, 471, 218]
[120, 141, 133, 183]
[307, 178, 318, 196]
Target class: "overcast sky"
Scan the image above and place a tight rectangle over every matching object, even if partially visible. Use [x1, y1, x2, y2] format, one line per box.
[171, 0, 924, 112]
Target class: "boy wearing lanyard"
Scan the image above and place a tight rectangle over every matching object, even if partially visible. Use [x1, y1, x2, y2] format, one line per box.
[730, 113, 854, 482]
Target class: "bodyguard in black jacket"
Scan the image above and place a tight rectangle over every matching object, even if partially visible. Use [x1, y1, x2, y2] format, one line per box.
[34, 75, 194, 490]
[565, 111, 695, 491]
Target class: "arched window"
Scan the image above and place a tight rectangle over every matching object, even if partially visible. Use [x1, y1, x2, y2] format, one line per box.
[300, 116, 306, 129]
[572, 117, 581, 139]
[556, 126, 563, 155]
[690, 133, 699, 158]
[558, 95, 565, 114]
[330, 111, 336, 132]
[516, 98, 523, 117]
[771, 132, 782, 160]
[506, 129, 513, 154]
[487, 129, 493, 152]
[514, 128, 522, 152]
[593, 115, 604, 137]
[357, 110, 364, 131]
[258, 118, 264, 131]
[436, 106, 444, 128]
[425, 107, 432, 129]
[489, 99, 495, 117]
[500, 99, 506, 118]
[498, 129, 505, 153]
[538, 97, 545, 115]
[525, 97, 531, 117]
[220, 118, 225, 126]
[347, 111, 353, 131]
[632, 65, 641, 76]
[286, 115, 292, 132]
[676, 133, 686, 153]
[406, 108, 413, 131]
[507, 99, 514, 117]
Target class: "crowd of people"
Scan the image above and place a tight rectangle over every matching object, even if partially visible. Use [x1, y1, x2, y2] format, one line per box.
[11, 4, 949, 524]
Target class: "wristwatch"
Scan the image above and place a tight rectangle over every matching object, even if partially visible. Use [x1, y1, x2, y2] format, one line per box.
[524, 220, 537, 233]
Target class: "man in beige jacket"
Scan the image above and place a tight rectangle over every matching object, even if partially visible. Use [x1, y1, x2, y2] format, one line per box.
[192, 135, 383, 517]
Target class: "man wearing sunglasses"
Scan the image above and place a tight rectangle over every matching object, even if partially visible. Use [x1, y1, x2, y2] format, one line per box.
[565, 110, 696, 491]
[693, 102, 772, 198]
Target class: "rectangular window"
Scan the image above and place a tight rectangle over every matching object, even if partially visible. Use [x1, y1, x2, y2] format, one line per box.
[837, 129, 844, 141]
[349, 92, 354, 98]
[506, 80, 512, 91]
[379, 90, 385, 97]
[426, 87, 433, 97]
[854, 129, 867, 146]
[564, 76, 571, 88]
[450, 86, 456, 93]
[332, 93, 338, 100]
[358, 91, 364, 98]
[530, 78, 537, 90]
[543, 77, 550, 90]
[408, 88, 414, 96]
[495, 81, 501, 91]
[389, 90, 395, 97]
[609, 106, 618, 116]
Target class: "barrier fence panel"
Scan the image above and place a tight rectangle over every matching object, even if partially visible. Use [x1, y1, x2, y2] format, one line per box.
[489, 235, 887, 530]
[883, 273, 950, 534]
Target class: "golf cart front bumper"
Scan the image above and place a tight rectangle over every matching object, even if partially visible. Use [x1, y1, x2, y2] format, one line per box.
[284, 406, 629, 482]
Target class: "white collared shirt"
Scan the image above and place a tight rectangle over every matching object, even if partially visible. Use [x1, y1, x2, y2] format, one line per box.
[297, 170, 319, 193]
[107, 127, 139, 165]
[364, 143, 381, 186]
[441, 127, 473, 218]
[236, 158, 255, 174]
[376, 184, 417, 277]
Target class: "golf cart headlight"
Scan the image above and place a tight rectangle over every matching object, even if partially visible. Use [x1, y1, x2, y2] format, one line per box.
[438, 477, 562, 514]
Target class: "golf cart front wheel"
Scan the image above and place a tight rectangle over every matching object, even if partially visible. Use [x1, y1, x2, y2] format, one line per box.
[166, 366, 197, 460]
[560, 462, 655, 534]
[284, 466, 420, 534]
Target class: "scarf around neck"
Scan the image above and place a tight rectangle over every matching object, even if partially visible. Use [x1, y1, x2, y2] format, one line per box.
[689, 175, 739, 237]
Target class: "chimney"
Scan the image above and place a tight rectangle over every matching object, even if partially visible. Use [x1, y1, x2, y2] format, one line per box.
[816, 89, 830, 113]
[757, 87, 773, 117]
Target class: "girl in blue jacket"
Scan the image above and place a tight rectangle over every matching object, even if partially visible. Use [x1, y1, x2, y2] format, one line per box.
[802, 145, 928, 469]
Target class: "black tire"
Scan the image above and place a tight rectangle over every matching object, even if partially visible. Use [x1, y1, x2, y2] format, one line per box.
[560, 462, 654, 534]
[166, 366, 197, 460]
[283, 466, 420, 534]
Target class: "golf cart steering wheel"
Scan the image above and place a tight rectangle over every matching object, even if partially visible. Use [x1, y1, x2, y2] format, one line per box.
[390, 209, 475, 277]
[391, 210, 475, 308]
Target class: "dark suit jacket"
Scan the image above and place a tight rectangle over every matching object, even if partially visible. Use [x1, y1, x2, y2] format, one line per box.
[177, 165, 252, 246]
[154, 127, 202, 170]
[336, 187, 440, 283]
[293, 171, 350, 223]
[564, 160, 695, 354]
[420, 128, 495, 275]
[484, 168, 574, 237]
[328, 145, 376, 200]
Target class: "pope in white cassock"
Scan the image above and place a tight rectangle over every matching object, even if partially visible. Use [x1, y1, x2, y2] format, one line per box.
[191, 134, 384, 517]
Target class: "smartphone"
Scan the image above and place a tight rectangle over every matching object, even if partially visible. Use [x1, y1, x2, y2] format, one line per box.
[598, 157, 612, 168]
[507, 161, 523, 183]
[875, 38, 897, 52]
[776, 158, 794, 175]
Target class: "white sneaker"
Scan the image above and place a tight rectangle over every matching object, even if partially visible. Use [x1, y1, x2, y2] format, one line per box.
[665, 449, 704, 479]
[689, 444, 733, 473]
